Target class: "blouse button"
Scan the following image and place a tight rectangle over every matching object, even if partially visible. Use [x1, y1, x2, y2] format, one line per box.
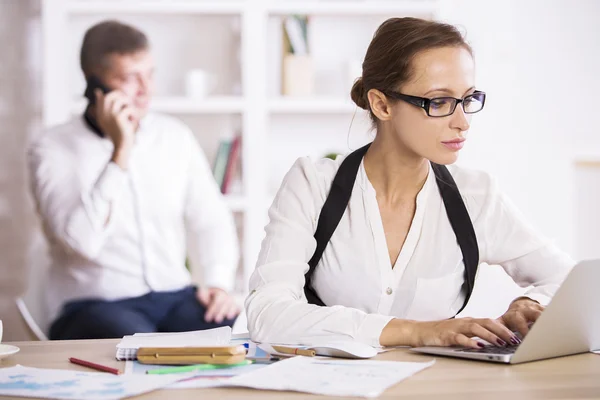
[386, 287, 393, 295]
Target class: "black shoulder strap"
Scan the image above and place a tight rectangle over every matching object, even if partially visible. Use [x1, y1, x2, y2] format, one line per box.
[304, 143, 371, 306]
[430, 163, 479, 315]
[304, 143, 479, 316]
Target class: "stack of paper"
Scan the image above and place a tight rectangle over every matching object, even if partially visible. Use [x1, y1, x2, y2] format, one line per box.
[0, 365, 187, 400]
[224, 356, 435, 397]
[124, 360, 268, 390]
[115, 326, 231, 360]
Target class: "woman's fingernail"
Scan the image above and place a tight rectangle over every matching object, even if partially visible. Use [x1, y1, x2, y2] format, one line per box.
[477, 342, 486, 348]
[497, 339, 507, 347]
[511, 336, 521, 345]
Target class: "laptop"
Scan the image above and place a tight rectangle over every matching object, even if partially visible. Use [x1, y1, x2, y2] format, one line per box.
[411, 259, 600, 364]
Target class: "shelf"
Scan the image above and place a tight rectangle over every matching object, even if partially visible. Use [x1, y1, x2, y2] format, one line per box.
[67, 0, 438, 17]
[267, 0, 438, 16]
[71, 96, 245, 115]
[224, 195, 247, 212]
[67, 1, 245, 15]
[268, 97, 358, 114]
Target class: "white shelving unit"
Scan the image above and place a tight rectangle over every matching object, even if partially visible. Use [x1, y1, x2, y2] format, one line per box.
[268, 97, 356, 114]
[41, 0, 439, 294]
[267, 1, 438, 16]
[67, 1, 246, 14]
[71, 96, 245, 115]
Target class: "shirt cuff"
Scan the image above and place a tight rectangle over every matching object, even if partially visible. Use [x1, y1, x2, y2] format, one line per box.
[356, 313, 395, 347]
[203, 265, 237, 293]
[519, 292, 552, 306]
[95, 162, 128, 201]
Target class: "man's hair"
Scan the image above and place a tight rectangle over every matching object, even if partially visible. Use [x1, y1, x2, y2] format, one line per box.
[80, 20, 149, 77]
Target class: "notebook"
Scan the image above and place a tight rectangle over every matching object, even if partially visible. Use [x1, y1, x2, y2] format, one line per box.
[115, 326, 232, 361]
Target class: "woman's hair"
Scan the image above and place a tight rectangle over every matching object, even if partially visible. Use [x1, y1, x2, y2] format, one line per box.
[350, 17, 472, 123]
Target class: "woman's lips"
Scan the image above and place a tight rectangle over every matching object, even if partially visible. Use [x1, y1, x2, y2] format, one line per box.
[442, 138, 466, 151]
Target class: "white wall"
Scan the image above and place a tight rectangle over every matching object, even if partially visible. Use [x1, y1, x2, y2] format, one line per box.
[0, 0, 42, 340]
[437, 0, 600, 317]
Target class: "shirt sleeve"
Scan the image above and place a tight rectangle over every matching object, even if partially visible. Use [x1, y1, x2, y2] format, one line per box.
[183, 131, 239, 293]
[475, 175, 576, 305]
[245, 157, 393, 347]
[28, 141, 128, 260]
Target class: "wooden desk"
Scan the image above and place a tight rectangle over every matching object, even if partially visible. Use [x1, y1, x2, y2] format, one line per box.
[1, 340, 599, 399]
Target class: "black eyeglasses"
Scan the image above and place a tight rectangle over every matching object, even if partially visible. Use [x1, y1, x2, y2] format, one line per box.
[381, 90, 486, 117]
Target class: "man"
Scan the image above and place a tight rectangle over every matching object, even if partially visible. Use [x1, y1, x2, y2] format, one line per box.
[28, 20, 240, 339]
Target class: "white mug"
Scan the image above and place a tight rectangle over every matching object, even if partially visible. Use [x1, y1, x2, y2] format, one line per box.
[185, 69, 218, 99]
[0, 319, 3, 343]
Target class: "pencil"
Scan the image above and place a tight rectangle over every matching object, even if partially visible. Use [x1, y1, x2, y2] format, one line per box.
[69, 357, 121, 375]
[271, 345, 316, 357]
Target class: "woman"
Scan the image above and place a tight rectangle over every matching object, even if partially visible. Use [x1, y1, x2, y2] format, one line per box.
[246, 17, 574, 349]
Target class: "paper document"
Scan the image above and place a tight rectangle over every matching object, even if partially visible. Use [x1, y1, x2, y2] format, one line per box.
[0, 365, 185, 400]
[224, 356, 435, 397]
[124, 360, 268, 389]
[116, 326, 231, 360]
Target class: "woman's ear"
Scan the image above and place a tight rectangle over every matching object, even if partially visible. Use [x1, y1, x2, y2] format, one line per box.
[368, 89, 393, 121]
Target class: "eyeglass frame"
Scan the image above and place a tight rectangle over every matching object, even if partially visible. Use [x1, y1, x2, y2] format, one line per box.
[380, 89, 486, 117]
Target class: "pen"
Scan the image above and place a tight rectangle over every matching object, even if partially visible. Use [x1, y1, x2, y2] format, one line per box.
[146, 359, 252, 375]
[271, 345, 316, 357]
[69, 357, 121, 375]
[250, 358, 281, 365]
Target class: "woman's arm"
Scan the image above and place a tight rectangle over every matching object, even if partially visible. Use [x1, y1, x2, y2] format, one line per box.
[477, 176, 576, 303]
[475, 174, 576, 335]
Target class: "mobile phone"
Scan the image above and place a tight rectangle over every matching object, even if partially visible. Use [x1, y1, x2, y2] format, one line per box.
[83, 75, 113, 137]
[83, 75, 112, 105]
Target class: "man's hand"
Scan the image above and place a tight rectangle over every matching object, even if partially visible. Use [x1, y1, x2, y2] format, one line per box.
[94, 89, 137, 169]
[498, 297, 544, 338]
[197, 287, 240, 324]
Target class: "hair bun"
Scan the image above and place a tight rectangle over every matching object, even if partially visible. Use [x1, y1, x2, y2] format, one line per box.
[350, 78, 369, 110]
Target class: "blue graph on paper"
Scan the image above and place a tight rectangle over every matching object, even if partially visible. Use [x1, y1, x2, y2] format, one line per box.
[0, 365, 183, 400]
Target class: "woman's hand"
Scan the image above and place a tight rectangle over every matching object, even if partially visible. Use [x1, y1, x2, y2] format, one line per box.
[413, 318, 521, 349]
[498, 297, 544, 338]
[380, 317, 521, 349]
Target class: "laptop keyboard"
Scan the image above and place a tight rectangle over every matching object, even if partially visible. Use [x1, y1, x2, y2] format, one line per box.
[458, 345, 519, 355]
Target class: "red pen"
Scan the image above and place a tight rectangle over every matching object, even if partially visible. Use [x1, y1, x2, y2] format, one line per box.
[69, 357, 122, 375]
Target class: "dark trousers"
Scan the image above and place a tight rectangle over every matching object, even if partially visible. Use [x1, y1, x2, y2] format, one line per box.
[49, 286, 235, 340]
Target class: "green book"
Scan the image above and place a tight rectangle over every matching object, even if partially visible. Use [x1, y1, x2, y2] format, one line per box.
[212, 139, 232, 190]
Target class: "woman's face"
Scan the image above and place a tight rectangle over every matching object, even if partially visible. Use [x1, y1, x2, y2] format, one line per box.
[383, 46, 477, 165]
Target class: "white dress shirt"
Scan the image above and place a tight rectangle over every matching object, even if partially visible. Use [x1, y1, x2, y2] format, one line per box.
[28, 113, 239, 322]
[245, 154, 575, 347]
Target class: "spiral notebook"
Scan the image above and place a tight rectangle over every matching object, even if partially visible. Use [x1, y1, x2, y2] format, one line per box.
[115, 326, 232, 361]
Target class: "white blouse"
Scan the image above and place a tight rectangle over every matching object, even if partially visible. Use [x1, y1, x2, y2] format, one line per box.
[245, 154, 575, 347]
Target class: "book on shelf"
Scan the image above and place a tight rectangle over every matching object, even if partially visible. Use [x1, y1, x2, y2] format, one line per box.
[212, 134, 242, 194]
